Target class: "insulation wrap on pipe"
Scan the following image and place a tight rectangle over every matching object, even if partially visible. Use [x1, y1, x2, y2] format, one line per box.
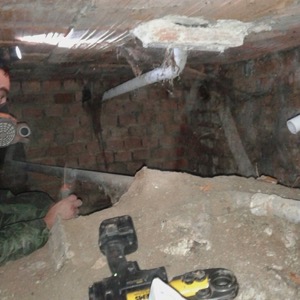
[102, 48, 188, 101]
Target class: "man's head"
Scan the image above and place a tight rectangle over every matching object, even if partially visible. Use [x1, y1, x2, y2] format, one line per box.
[0, 68, 10, 106]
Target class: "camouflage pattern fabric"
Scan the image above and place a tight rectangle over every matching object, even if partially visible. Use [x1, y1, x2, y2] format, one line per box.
[0, 190, 54, 266]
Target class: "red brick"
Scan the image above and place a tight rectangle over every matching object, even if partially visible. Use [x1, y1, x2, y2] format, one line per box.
[63, 79, 81, 90]
[104, 151, 115, 164]
[114, 151, 132, 162]
[146, 88, 169, 102]
[22, 81, 41, 93]
[156, 111, 173, 123]
[160, 136, 177, 147]
[62, 116, 80, 127]
[157, 147, 182, 159]
[47, 145, 66, 157]
[175, 147, 185, 157]
[96, 151, 114, 165]
[54, 92, 75, 104]
[148, 124, 165, 136]
[136, 111, 155, 124]
[10, 81, 21, 93]
[142, 137, 159, 148]
[11, 94, 41, 104]
[22, 107, 44, 118]
[67, 143, 87, 155]
[73, 127, 92, 142]
[40, 94, 54, 105]
[123, 99, 142, 112]
[173, 113, 187, 123]
[151, 147, 173, 159]
[123, 137, 142, 149]
[170, 88, 183, 98]
[102, 102, 119, 115]
[46, 104, 64, 116]
[42, 80, 62, 92]
[55, 133, 74, 145]
[78, 154, 97, 168]
[26, 146, 47, 158]
[85, 141, 100, 155]
[176, 158, 189, 170]
[160, 98, 178, 111]
[132, 149, 149, 160]
[118, 112, 138, 126]
[69, 103, 85, 115]
[128, 125, 147, 136]
[106, 139, 124, 150]
[110, 127, 128, 137]
[101, 114, 118, 126]
[79, 113, 92, 127]
[0, 9, 13, 23]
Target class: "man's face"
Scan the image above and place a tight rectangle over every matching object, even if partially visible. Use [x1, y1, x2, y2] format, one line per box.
[0, 88, 8, 106]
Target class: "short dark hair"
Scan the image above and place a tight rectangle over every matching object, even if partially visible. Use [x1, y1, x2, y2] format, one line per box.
[0, 64, 10, 76]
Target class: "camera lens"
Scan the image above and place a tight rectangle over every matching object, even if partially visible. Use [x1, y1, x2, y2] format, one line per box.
[210, 269, 235, 292]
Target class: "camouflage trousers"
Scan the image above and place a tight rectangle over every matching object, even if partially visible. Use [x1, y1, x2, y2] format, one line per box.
[0, 190, 54, 266]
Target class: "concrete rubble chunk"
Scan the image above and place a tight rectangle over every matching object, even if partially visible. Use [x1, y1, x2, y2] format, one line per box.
[250, 193, 300, 223]
[48, 217, 70, 271]
[132, 15, 272, 52]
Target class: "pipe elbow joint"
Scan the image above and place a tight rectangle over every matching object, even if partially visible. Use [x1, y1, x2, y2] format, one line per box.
[102, 48, 188, 101]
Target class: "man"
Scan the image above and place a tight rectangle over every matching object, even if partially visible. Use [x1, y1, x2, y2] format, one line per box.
[0, 67, 9, 106]
[0, 68, 82, 266]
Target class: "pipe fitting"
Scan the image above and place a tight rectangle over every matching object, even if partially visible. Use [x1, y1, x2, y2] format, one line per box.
[287, 114, 300, 134]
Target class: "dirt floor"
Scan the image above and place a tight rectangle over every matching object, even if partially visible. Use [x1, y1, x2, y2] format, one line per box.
[0, 167, 300, 300]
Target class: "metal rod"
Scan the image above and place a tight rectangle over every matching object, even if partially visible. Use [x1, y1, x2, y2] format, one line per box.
[10, 160, 134, 203]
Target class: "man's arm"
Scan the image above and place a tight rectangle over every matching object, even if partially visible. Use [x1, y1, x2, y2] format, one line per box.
[0, 219, 49, 266]
[0, 194, 82, 266]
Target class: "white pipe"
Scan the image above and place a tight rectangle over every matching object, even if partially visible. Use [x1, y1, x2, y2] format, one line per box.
[102, 48, 187, 101]
[287, 114, 300, 134]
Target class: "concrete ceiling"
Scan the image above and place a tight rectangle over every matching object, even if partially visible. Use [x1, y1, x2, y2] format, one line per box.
[1, 0, 300, 81]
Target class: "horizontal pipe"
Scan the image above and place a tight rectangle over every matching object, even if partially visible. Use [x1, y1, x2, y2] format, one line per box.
[10, 160, 134, 203]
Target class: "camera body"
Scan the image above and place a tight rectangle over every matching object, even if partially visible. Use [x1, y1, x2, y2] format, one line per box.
[89, 215, 239, 300]
[89, 215, 167, 300]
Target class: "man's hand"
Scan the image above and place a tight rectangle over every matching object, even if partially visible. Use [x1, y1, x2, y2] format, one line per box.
[44, 195, 83, 229]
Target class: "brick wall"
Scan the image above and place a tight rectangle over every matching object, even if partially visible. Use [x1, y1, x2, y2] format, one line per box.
[5, 46, 300, 197]
[221, 48, 300, 186]
[7, 77, 190, 196]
